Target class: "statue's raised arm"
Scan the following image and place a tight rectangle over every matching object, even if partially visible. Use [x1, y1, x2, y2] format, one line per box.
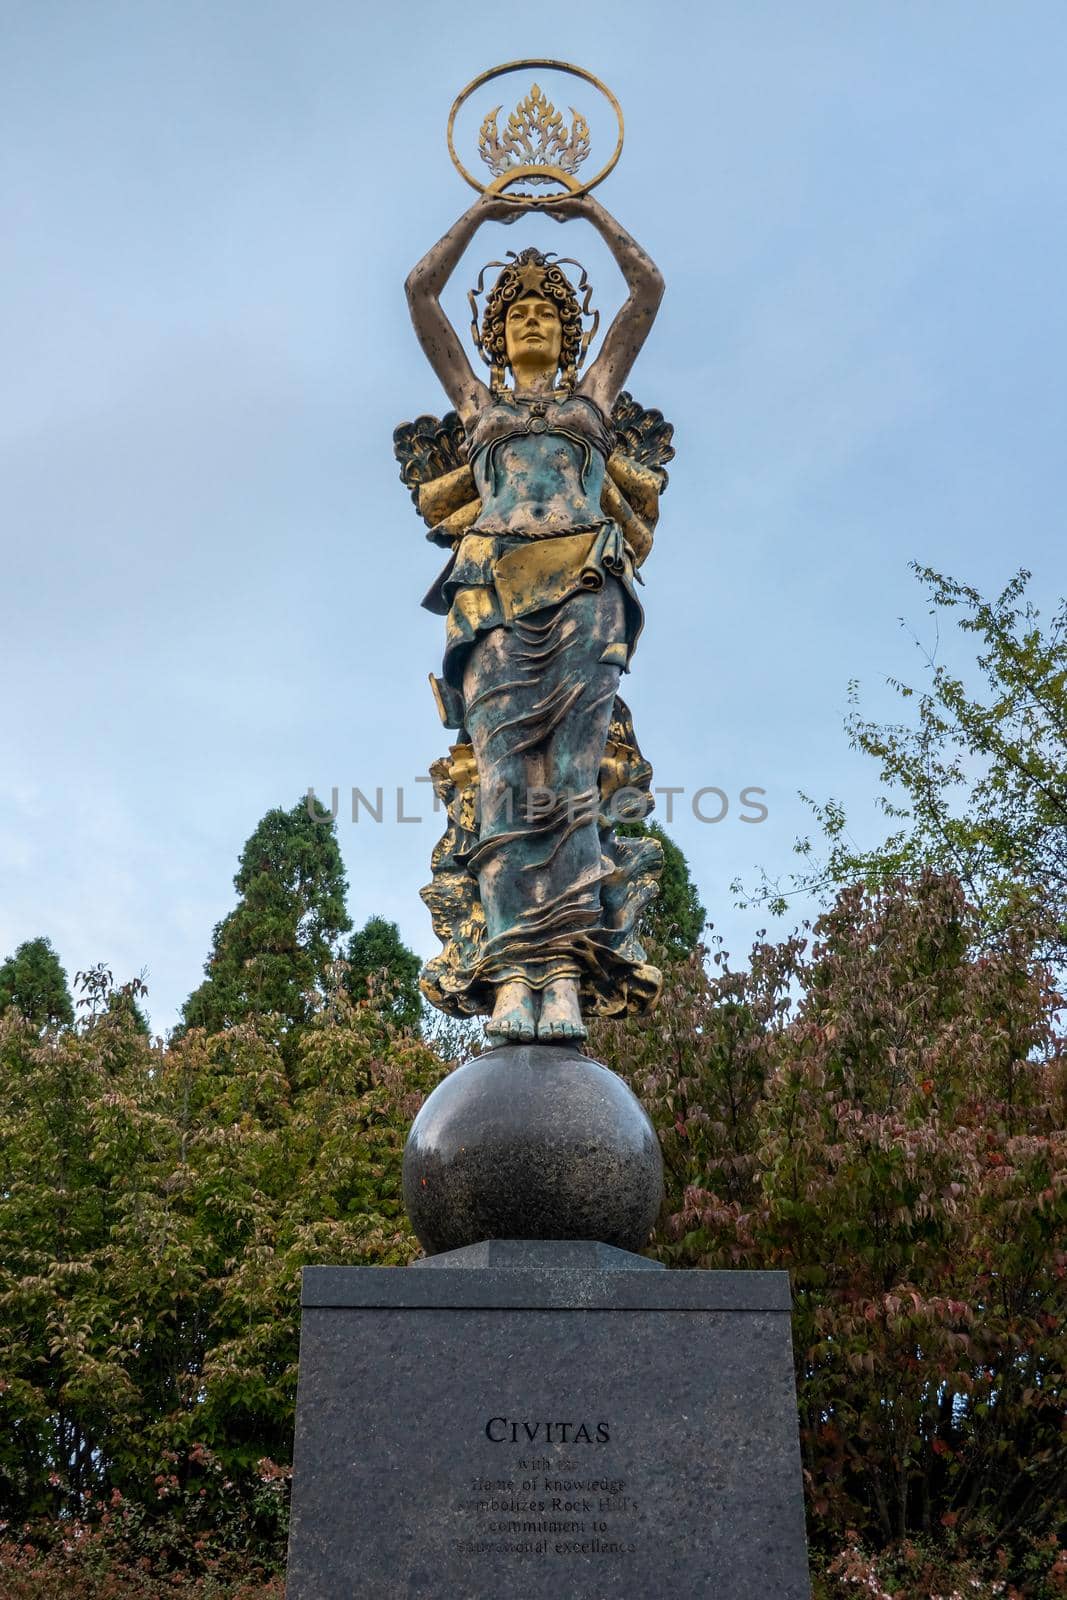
[404, 194, 517, 422]
[545, 192, 665, 417]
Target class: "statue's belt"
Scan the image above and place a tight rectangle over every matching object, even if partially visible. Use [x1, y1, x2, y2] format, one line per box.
[494, 527, 603, 623]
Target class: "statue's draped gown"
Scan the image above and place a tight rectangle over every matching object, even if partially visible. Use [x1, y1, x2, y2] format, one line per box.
[420, 389, 662, 1017]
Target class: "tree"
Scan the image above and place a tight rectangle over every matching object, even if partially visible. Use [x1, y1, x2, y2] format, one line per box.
[594, 870, 1066, 1595]
[71, 959, 152, 1038]
[737, 566, 1067, 963]
[343, 916, 422, 1032]
[107, 987, 152, 1036]
[2, 884, 1063, 1596]
[619, 820, 707, 958]
[180, 799, 352, 1036]
[0, 936, 74, 1028]
[0, 965, 442, 1592]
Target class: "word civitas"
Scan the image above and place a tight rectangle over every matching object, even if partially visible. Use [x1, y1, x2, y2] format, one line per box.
[308, 785, 769, 826]
[484, 1417, 609, 1444]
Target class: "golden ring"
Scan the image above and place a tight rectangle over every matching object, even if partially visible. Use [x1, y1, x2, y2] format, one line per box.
[447, 59, 624, 206]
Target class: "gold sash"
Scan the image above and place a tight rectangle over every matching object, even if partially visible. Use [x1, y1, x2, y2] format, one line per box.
[492, 530, 602, 624]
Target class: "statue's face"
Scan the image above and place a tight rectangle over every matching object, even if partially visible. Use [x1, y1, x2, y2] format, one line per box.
[505, 295, 563, 373]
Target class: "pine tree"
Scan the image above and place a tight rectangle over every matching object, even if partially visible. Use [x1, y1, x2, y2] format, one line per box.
[181, 798, 352, 1035]
[0, 936, 74, 1028]
[344, 916, 422, 1032]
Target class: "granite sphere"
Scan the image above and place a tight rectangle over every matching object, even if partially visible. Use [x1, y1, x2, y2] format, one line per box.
[402, 1042, 664, 1256]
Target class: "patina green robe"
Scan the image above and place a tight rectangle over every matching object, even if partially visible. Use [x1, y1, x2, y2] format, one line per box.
[419, 391, 662, 1018]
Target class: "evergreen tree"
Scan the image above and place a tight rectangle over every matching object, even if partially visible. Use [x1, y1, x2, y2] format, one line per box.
[0, 936, 74, 1028]
[181, 798, 352, 1035]
[344, 916, 422, 1032]
[620, 820, 707, 958]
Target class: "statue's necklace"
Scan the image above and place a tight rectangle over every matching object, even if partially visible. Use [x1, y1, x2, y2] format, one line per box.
[508, 389, 563, 435]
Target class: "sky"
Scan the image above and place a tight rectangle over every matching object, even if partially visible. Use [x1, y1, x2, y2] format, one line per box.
[2, 0, 1065, 1034]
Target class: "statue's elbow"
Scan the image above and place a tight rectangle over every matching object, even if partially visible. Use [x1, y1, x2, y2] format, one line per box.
[405, 260, 435, 306]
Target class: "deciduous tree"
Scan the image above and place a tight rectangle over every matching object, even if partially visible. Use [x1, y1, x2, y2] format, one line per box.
[595, 870, 1066, 1594]
[738, 566, 1067, 965]
[0, 967, 442, 1591]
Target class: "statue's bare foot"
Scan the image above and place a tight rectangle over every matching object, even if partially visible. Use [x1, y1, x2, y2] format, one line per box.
[485, 980, 537, 1045]
[537, 979, 586, 1042]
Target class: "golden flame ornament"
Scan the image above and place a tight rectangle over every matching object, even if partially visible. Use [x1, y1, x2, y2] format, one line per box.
[447, 59, 624, 205]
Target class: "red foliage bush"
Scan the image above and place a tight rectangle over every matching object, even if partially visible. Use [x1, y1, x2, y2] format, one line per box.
[592, 872, 1066, 1595]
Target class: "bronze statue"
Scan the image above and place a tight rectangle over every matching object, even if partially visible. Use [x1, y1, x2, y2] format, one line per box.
[395, 72, 674, 1047]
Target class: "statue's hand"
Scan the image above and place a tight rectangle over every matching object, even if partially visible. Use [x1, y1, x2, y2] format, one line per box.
[474, 192, 522, 225]
[536, 193, 595, 225]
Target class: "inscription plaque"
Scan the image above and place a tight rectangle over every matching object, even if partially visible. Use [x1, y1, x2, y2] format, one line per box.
[286, 1244, 811, 1598]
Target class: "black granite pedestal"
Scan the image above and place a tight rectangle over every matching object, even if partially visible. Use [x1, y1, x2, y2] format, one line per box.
[286, 1242, 811, 1598]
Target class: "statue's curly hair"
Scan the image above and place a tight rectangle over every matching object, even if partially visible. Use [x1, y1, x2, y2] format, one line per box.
[480, 249, 583, 385]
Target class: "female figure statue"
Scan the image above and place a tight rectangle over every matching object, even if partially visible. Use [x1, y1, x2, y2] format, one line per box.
[401, 192, 670, 1045]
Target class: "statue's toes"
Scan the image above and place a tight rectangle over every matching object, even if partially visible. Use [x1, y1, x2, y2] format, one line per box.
[490, 1013, 537, 1043]
[538, 1016, 582, 1041]
[546, 1017, 584, 1040]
